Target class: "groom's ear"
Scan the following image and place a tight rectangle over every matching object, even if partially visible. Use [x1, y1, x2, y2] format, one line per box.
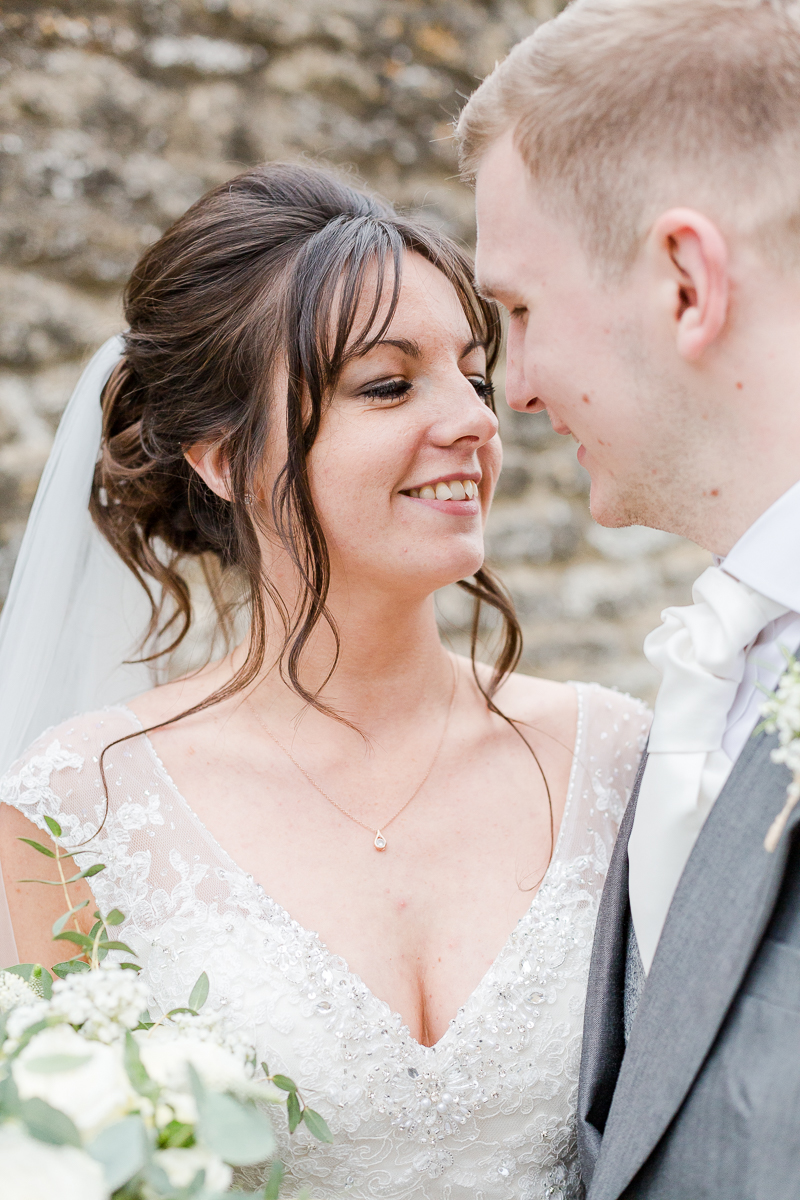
[648, 208, 730, 362]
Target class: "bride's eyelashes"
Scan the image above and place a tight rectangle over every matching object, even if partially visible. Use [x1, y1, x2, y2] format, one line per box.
[358, 376, 495, 405]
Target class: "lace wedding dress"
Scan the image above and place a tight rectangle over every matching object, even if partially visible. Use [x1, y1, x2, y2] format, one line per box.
[1, 681, 649, 1200]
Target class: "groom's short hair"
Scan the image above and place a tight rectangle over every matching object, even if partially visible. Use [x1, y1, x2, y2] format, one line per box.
[458, 0, 800, 273]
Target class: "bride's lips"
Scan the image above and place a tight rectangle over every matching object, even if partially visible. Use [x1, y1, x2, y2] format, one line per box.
[400, 473, 481, 515]
[576, 444, 587, 465]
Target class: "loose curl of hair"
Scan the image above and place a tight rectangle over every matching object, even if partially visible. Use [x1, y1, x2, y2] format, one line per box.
[90, 162, 523, 729]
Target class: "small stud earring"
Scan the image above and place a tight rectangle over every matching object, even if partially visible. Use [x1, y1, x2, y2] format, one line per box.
[243, 492, 253, 506]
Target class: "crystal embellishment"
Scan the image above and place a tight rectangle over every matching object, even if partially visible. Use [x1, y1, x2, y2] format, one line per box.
[374, 830, 387, 851]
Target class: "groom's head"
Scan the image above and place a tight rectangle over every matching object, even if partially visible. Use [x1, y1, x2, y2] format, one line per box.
[460, 0, 800, 554]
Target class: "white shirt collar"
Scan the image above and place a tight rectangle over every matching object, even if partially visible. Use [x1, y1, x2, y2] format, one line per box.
[721, 478, 800, 614]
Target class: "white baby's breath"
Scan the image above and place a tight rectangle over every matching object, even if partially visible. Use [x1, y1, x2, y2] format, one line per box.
[0, 1122, 110, 1200]
[48, 963, 149, 1042]
[760, 652, 800, 851]
[0, 970, 39, 1014]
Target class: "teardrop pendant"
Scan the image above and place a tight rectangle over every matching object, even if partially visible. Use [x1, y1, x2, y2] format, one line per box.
[374, 831, 387, 851]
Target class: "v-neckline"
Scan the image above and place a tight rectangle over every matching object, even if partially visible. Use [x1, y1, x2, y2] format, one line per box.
[116, 682, 584, 1053]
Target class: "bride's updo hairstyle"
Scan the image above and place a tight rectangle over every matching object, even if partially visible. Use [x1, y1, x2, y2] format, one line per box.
[90, 162, 519, 723]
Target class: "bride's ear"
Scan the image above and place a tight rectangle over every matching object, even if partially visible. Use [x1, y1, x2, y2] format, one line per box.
[184, 441, 233, 502]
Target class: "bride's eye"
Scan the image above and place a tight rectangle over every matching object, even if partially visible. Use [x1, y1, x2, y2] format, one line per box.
[360, 379, 412, 404]
[469, 376, 495, 404]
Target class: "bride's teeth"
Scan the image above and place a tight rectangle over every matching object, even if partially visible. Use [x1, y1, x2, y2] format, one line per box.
[449, 480, 466, 501]
[467, 480, 477, 498]
[419, 485, 436, 499]
[435, 482, 453, 501]
[409, 488, 419, 497]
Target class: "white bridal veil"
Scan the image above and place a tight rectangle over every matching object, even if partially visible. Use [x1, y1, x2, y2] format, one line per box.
[0, 335, 157, 965]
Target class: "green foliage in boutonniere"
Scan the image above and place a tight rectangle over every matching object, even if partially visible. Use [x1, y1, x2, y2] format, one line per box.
[757, 650, 800, 851]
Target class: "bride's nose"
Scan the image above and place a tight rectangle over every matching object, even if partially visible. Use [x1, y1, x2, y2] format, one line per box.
[428, 378, 499, 449]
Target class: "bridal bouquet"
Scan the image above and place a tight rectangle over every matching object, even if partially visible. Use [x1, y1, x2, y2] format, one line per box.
[0, 818, 330, 1199]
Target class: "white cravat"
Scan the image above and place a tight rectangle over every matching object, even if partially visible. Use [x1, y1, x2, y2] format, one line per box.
[628, 565, 789, 973]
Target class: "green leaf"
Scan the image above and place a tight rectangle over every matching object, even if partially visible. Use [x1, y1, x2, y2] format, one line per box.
[98, 939, 137, 955]
[158, 1119, 195, 1149]
[17, 837, 55, 858]
[24, 1053, 91, 1074]
[188, 971, 209, 1012]
[52, 899, 89, 938]
[67, 863, 106, 882]
[166, 1006, 198, 1018]
[87, 1114, 150, 1191]
[0, 1070, 20, 1116]
[20, 1096, 81, 1147]
[53, 929, 93, 950]
[43, 815, 62, 840]
[260, 1061, 270, 1080]
[286, 1090, 301, 1135]
[262, 1160, 284, 1200]
[120, 961, 142, 972]
[105, 908, 125, 926]
[7, 1018, 49, 1059]
[51, 958, 90, 979]
[302, 1107, 333, 1143]
[123, 1030, 160, 1102]
[4, 963, 53, 999]
[196, 1091, 276, 1166]
[271, 1074, 297, 1093]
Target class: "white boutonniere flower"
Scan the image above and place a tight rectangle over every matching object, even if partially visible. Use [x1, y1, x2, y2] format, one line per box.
[759, 650, 800, 851]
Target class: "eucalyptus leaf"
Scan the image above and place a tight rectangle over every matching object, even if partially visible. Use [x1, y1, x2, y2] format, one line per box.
[87, 1114, 150, 1190]
[20, 1096, 81, 1146]
[188, 971, 210, 1012]
[17, 837, 55, 858]
[124, 1030, 160, 1102]
[0, 1070, 20, 1116]
[197, 1091, 276, 1166]
[120, 961, 142, 972]
[52, 958, 90, 979]
[262, 1160, 283, 1200]
[52, 900, 89, 938]
[302, 1107, 333, 1144]
[53, 930, 93, 949]
[67, 863, 106, 882]
[271, 1074, 296, 1093]
[166, 1006, 198, 1018]
[105, 907, 125, 925]
[158, 1118, 195, 1149]
[24, 1053, 91, 1074]
[286, 1090, 301, 1135]
[4, 963, 53, 999]
[98, 939, 137, 954]
[42, 815, 62, 839]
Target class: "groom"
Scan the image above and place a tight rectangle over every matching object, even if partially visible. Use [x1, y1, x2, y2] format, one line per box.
[458, 0, 800, 1195]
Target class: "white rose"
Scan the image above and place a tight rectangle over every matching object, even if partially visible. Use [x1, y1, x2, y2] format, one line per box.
[13, 1025, 137, 1138]
[155, 1145, 233, 1192]
[0, 1123, 109, 1200]
[136, 1026, 250, 1095]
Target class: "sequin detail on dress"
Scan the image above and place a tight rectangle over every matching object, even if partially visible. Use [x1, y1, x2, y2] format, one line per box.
[1, 683, 650, 1200]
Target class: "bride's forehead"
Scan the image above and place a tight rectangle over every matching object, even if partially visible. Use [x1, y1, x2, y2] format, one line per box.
[346, 255, 474, 346]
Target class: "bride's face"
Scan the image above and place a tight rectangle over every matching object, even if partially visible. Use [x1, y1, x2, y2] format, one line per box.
[306, 251, 501, 598]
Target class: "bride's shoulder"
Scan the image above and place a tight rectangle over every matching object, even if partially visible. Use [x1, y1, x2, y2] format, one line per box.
[0, 706, 141, 802]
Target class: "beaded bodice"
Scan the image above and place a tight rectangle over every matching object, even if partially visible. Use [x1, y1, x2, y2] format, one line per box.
[1, 682, 649, 1200]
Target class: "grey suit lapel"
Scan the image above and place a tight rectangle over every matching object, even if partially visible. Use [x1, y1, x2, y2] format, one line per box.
[588, 725, 798, 1200]
[578, 752, 646, 1183]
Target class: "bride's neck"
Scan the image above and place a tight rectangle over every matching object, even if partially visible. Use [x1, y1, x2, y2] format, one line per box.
[232, 585, 454, 734]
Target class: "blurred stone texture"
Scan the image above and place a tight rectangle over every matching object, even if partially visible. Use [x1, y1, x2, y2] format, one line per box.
[0, 0, 709, 701]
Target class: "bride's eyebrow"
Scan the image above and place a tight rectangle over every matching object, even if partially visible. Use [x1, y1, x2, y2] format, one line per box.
[360, 336, 487, 360]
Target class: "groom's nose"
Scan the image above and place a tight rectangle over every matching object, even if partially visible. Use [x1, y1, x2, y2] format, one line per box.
[504, 321, 544, 413]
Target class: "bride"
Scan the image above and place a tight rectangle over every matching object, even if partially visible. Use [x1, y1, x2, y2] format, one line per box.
[0, 163, 648, 1199]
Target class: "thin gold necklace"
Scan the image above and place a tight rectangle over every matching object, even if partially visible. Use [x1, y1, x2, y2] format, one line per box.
[253, 659, 457, 852]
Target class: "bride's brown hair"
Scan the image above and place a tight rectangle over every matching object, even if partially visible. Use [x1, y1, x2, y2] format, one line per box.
[90, 161, 521, 725]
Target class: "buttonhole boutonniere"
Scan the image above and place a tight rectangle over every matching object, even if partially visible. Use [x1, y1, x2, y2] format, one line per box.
[757, 648, 800, 852]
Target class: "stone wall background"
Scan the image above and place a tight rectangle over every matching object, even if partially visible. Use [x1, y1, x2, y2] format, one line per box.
[0, 0, 710, 703]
